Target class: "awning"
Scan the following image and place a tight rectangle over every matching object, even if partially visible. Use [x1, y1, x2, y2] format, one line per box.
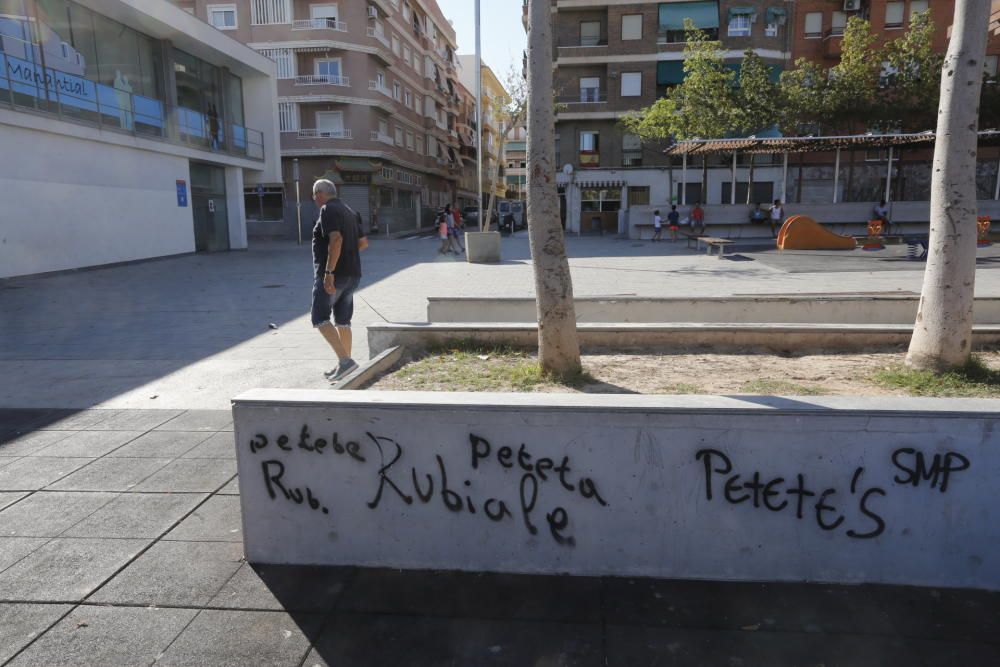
[575, 180, 626, 189]
[658, 1, 720, 31]
[657, 61, 686, 85]
[728, 6, 755, 16]
[664, 130, 1000, 156]
[765, 7, 787, 23]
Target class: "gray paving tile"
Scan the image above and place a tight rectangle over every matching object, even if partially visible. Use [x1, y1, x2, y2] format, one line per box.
[83, 409, 183, 432]
[217, 476, 240, 495]
[164, 495, 242, 542]
[0, 537, 48, 572]
[305, 614, 602, 667]
[90, 540, 244, 607]
[0, 491, 117, 537]
[107, 430, 213, 458]
[340, 568, 603, 624]
[0, 538, 146, 602]
[7, 604, 196, 667]
[603, 578, 894, 635]
[605, 625, 928, 667]
[63, 493, 207, 539]
[155, 609, 323, 667]
[913, 639, 1000, 666]
[180, 431, 237, 459]
[0, 603, 73, 664]
[0, 409, 63, 432]
[32, 431, 143, 458]
[0, 430, 74, 457]
[208, 563, 349, 612]
[874, 585, 1000, 644]
[155, 410, 233, 432]
[0, 492, 28, 512]
[0, 457, 93, 491]
[35, 410, 120, 431]
[47, 457, 173, 492]
[131, 458, 237, 493]
[0, 457, 22, 470]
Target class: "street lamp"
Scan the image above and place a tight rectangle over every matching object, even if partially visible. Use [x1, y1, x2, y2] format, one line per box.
[475, 0, 483, 232]
[292, 158, 302, 245]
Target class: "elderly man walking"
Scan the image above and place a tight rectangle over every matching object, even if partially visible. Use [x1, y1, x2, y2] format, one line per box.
[311, 179, 366, 381]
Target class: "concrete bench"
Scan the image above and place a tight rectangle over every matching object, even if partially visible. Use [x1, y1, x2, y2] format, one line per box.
[690, 236, 734, 258]
[233, 389, 1000, 589]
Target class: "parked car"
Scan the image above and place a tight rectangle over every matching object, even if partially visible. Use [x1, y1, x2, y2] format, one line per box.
[462, 206, 498, 230]
[498, 201, 526, 234]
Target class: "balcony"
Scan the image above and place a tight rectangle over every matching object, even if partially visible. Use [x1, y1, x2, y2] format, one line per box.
[823, 29, 844, 58]
[368, 80, 392, 98]
[295, 74, 350, 87]
[369, 130, 394, 145]
[557, 91, 607, 105]
[367, 24, 391, 49]
[557, 36, 608, 48]
[298, 128, 352, 139]
[291, 18, 347, 32]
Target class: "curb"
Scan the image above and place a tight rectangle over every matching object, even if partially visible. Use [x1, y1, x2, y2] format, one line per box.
[331, 345, 404, 390]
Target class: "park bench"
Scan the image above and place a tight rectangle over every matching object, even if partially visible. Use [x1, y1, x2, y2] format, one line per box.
[687, 235, 734, 258]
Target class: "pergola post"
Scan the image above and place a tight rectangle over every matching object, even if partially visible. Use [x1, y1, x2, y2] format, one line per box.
[730, 151, 737, 205]
[833, 147, 841, 204]
[994, 155, 1000, 200]
[885, 145, 895, 204]
[781, 151, 789, 203]
[681, 153, 687, 206]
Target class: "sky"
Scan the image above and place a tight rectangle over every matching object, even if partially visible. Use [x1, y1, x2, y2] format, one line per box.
[436, 0, 527, 85]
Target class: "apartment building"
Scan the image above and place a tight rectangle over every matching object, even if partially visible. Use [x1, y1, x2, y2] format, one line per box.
[0, 0, 280, 278]
[505, 125, 527, 200]
[458, 54, 509, 202]
[174, 0, 467, 235]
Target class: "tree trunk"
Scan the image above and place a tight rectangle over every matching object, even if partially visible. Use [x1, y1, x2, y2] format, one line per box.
[527, 0, 581, 378]
[906, 0, 990, 371]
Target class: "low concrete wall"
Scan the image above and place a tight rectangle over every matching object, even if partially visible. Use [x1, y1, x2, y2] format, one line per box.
[367, 322, 1000, 356]
[233, 390, 1000, 589]
[427, 296, 1000, 325]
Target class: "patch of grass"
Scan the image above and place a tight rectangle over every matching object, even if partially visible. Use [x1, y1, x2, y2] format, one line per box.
[870, 355, 1000, 397]
[658, 382, 703, 394]
[740, 379, 826, 396]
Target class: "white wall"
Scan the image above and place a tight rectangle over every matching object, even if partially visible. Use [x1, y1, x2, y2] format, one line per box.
[0, 124, 194, 278]
[225, 166, 248, 250]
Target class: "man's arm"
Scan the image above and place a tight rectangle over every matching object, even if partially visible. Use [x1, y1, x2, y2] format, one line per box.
[323, 232, 343, 294]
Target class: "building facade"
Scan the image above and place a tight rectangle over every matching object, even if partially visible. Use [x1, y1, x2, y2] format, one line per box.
[505, 124, 527, 200]
[174, 0, 467, 235]
[0, 0, 280, 278]
[457, 54, 509, 203]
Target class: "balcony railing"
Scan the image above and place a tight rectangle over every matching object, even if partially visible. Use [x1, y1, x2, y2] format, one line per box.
[557, 91, 607, 104]
[368, 80, 392, 97]
[298, 128, 352, 139]
[369, 130, 394, 145]
[367, 24, 391, 48]
[558, 36, 608, 47]
[291, 18, 347, 32]
[0, 51, 264, 160]
[295, 74, 351, 87]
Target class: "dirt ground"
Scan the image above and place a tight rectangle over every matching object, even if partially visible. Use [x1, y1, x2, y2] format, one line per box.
[367, 348, 1000, 396]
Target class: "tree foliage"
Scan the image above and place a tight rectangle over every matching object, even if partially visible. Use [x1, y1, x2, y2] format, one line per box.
[732, 49, 779, 136]
[880, 10, 944, 130]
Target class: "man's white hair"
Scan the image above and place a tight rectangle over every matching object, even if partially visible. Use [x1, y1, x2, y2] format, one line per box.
[312, 179, 337, 197]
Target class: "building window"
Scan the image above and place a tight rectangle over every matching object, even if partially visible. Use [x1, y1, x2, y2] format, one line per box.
[628, 186, 650, 206]
[406, 131, 414, 150]
[393, 81, 401, 100]
[309, 4, 339, 26]
[250, 0, 290, 24]
[579, 21, 602, 46]
[985, 55, 999, 82]
[727, 13, 751, 37]
[764, 22, 778, 37]
[394, 126, 404, 146]
[831, 11, 846, 36]
[579, 131, 599, 167]
[804, 12, 822, 38]
[579, 77, 601, 103]
[278, 102, 298, 132]
[315, 58, 341, 79]
[382, 167, 394, 180]
[403, 45, 411, 63]
[404, 89, 412, 106]
[398, 190, 413, 209]
[620, 72, 641, 97]
[392, 35, 401, 55]
[208, 4, 238, 30]
[621, 14, 642, 40]
[379, 188, 394, 208]
[909, 0, 928, 19]
[415, 136, 424, 154]
[315, 111, 344, 137]
[623, 133, 642, 167]
[258, 48, 294, 78]
[659, 1, 720, 43]
[413, 94, 420, 112]
[581, 188, 620, 212]
[885, 1, 904, 28]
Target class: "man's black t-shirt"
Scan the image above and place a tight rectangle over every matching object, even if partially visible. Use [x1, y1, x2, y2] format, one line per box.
[312, 199, 362, 279]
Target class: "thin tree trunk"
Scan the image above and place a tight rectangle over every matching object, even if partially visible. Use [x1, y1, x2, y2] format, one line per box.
[527, 0, 581, 378]
[906, 0, 990, 370]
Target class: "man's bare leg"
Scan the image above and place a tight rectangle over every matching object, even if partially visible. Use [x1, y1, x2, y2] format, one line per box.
[318, 322, 348, 360]
[336, 325, 352, 360]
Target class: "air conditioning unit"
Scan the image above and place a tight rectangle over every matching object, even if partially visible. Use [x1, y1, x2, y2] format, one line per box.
[843, 0, 860, 11]
[367, 6, 378, 18]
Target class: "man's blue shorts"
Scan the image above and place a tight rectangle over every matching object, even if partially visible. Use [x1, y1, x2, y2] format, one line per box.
[312, 274, 360, 327]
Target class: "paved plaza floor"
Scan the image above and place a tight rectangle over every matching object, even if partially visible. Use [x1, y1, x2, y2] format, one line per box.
[2, 237, 999, 664]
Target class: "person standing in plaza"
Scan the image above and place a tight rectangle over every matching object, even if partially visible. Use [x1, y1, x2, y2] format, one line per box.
[448, 202, 465, 254]
[769, 199, 785, 238]
[311, 179, 365, 382]
[651, 209, 663, 242]
[667, 205, 681, 241]
[691, 202, 705, 235]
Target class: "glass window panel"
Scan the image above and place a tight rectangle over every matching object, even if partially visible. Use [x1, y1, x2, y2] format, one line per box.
[224, 71, 243, 124]
[831, 11, 846, 32]
[621, 14, 642, 40]
[804, 12, 822, 36]
[885, 2, 904, 26]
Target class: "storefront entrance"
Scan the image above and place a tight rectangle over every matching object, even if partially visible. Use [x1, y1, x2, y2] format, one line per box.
[190, 162, 229, 252]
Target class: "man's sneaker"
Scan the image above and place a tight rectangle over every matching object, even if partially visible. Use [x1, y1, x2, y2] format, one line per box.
[329, 358, 359, 382]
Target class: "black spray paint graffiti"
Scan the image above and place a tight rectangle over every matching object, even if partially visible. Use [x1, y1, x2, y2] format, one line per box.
[247, 428, 609, 547]
[695, 447, 971, 540]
